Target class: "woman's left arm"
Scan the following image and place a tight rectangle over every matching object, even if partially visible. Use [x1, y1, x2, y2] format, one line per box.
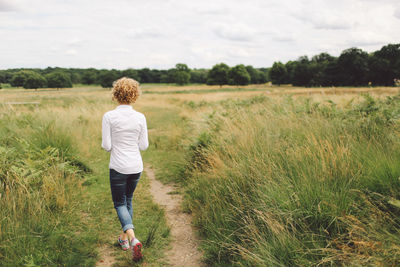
[138, 115, 149, 151]
[101, 114, 112, 152]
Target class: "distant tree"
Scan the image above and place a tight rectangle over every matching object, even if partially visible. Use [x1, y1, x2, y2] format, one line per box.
[150, 69, 163, 83]
[138, 68, 166, 83]
[337, 47, 369, 86]
[122, 69, 140, 81]
[270, 62, 287, 85]
[0, 71, 6, 83]
[42, 66, 55, 75]
[312, 52, 333, 63]
[252, 68, 268, 84]
[10, 70, 31, 87]
[321, 59, 340, 86]
[46, 72, 73, 88]
[310, 53, 336, 86]
[175, 63, 190, 72]
[159, 74, 168, 83]
[173, 63, 191, 85]
[368, 56, 391, 86]
[174, 71, 190, 85]
[3, 71, 14, 84]
[98, 70, 120, 88]
[245, 65, 263, 84]
[81, 69, 98, 85]
[291, 56, 313, 86]
[160, 69, 175, 83]
[207, 63, 230, 86]
[70, 72, 82, 84]
[190, 69, 208, 83]
[138, 68, 152, 83]
[23, 72, 47, 89]
[0, 72, 5, 89]
[369, 44, 400, 86]
[257, 68, 269, 83]
[374, 44, 400, 69]
[228, 64, 251, 85]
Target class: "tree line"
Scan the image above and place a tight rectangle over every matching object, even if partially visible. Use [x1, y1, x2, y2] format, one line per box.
[0, 43, 398, 89]
[270, 44, 400, 86]
[0, 64, 268, 89]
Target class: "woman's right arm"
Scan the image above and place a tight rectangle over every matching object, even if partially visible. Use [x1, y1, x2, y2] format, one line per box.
[139, 115, 149, 151]
[101, 114, 112, 152]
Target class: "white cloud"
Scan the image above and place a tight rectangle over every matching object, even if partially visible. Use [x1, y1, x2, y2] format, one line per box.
[213, 24, 256, 42]
[67, 38, 82, 47]
[293, 2, 353, 30]
[348, 36, 388, 48]
[295, 15, 351, 30]
[395, 7, 400, 19]
[65, 49, 77, 55]
[272, 35, 295, 43]
[127, 28, 165, 39]
[0, 0, 17, 12]
[191, 2, 227, 15]
[111, 48, 131, 54]
[0, 0, 399, 69]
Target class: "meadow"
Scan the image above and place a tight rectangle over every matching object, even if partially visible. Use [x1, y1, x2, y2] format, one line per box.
[0, 84, 399, 266]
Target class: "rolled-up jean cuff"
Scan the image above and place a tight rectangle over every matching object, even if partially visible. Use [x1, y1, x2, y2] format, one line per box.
[123, 224, 134, 232]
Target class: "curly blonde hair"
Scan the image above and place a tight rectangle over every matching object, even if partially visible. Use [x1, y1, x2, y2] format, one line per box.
[112, 77, 140, 104]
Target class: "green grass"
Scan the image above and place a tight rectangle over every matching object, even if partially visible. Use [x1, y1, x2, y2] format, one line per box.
[141, 106, 192, 185]
[147, 94, 400, 266]
[0, 114, 97, 266]
[81, 154, 170, 267]
[0, 97, 170, 266]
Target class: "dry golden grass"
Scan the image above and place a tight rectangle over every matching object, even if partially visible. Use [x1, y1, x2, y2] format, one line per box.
[2, 84, 398, 266]
[2, 84, 398, 150]
[2, 84, 398, 101]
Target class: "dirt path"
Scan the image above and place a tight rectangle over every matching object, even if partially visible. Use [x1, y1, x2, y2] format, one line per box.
[96, 244, 116, 267]
[146, 166, 203, 267]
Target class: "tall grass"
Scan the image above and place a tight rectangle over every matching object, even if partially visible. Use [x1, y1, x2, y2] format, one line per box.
[0, 90, 172, 266]
[166, 94, 400, 266]
[0, 112, 93, 266]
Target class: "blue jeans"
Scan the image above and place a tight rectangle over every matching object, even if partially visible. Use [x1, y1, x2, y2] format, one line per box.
[109, 169, 141, 232]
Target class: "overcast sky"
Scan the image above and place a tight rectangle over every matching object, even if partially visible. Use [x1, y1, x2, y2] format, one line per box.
[0, 0, 399, 69]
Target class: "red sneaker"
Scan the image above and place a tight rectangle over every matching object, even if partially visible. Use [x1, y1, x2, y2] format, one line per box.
[131, 238, 143, 262]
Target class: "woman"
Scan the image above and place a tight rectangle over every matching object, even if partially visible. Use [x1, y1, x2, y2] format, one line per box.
[101, 77, 148, 261]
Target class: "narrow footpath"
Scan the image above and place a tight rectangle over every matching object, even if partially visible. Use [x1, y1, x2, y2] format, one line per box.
[146, 166, 203, 267]
[96, 245, 116, 267]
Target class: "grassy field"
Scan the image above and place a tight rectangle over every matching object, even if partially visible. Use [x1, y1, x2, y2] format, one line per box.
[1, 84, 399, 266]
[0, 86, 170, 266]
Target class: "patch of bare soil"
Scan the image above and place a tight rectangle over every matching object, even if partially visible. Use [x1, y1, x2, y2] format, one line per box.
[96, 244, 116, 267]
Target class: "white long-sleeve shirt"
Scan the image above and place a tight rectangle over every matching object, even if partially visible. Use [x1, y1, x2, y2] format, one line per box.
[101, 105, 149, 174]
